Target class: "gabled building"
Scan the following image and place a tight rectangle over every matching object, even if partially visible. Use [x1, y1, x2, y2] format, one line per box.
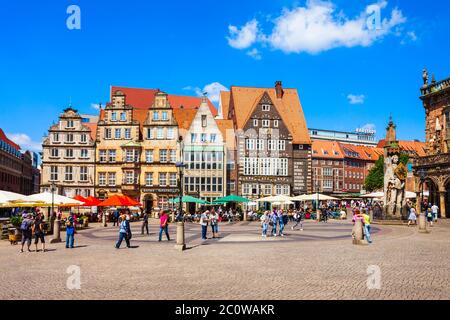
[141, 92, 180, 211]
[41, 107, 96, 198]
[221, 81, 312, 199]
[176, 97, 227, 205]
[311, 140, 345, 194]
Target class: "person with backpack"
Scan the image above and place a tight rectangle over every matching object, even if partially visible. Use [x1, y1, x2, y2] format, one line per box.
[292, 209, 304, 231]
[32, 213, 46, 253]
[115, 214, 131, 249]
[19, 213, 33, 253]
[65, 216, 76, 249]
[141, 211, 149, 236]
[279, 210, 287, 237]
[113, 210, 120, 227]
[426, 208, 434, 227]
[158, 211, 170, 242]
[209, 209, 219, 239]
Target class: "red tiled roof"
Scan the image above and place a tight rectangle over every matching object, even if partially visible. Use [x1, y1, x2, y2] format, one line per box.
[0, 129, 21, 150]
[111, 86, 217, 116]
[173, 109, 197, 131]
[377, 139, 427, 157]
[83, 123, 98, 141]
[312, 140, 344, 159]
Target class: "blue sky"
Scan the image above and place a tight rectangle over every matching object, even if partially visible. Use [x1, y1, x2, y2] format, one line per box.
[0, 0, 449, 152]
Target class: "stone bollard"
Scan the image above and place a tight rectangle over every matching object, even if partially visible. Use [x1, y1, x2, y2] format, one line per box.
[316, 210, 321, 222]
[50, 219, 62, 243]
[174, 222, 186, 252]
[171, 211, 175, 224]
[418, 213, 429, 233]
[352, 219, 367, 245]
[243, 211, 248, 222]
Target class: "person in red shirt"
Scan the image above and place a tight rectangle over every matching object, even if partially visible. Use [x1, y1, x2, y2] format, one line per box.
[158, 211, 171, 242]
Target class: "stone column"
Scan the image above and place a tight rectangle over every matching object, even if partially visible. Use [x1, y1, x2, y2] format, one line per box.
[316, 210, 321, 222]
[171, 211, 175, 224]
[102, 212, 107, 227]
[416, 193, 422, 214]
[175, 222, 186, 252]
[243, 211, 247, 222]
[418, 213, 429, 233]
[439, 192, 446, 219]
[353, 219, 364, 245]
[50, 219, 61, 243]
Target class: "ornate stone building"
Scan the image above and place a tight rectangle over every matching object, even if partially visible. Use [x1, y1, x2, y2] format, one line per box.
[95, 91, 142, 201]
[41, 107, 96, 197]
[414, 70, 450, 218]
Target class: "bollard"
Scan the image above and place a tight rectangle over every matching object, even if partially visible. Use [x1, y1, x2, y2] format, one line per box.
[243, 211, 248, 222]
[171, 211, 175, 224]
[352, 219, 367, 245]
[50, 219, 62, 243]
[316, 210, 321, 222]
[418, 213, 429, 233]
[175, 222, 186, 252]
[102, 213, 107, 227]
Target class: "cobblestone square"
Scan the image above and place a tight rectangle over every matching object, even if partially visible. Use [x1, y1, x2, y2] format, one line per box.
[1, 220, 449, 300]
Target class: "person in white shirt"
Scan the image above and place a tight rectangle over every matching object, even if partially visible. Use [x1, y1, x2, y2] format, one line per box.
[200, 210, 210, 240]
[431, 204, 439, 222]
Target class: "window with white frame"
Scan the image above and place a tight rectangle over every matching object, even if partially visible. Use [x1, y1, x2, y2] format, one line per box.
[105, 128, 111, 139]
[108, 173, 116, 186]
[264, 184, 272, 195]
[160, 149, 167, 163]
[210, 134, 217, 143]
[278, 140, 286, 151]
[145, 150, 153, 163]
[98, 173, 106, 186]
[80, 149, 88, 158]
[124, 128, 131, 139]
[66, 134, 74, 143]
[115, 128, 121, 139]
[80, 167, 88, 181]
[323, 168, 333, 176]
[99, 150, 107, 162]
[253, 119, 258, 127]
[125, 171, 134, 184]
[191, 133, 197, 143]
[262, 120, 270, 127]
[50, 166, 58, 181]
[153, 111, 159, 121]
[262, 104, 271, 111]
[246, 139, 255, 150]
[323, 179, 333, 189]
[157, 128, 164, 139]
[125, 149, 134, 162]
[256, 139, 264, 150]
[65, 166, 73, 181]
[111, 112, 117, 121]
[120, 112, 126, 121]
[67, 120, 74, 128]
[242, 184, 250, 195]
[275, 185, 283, 195]
[200, 133, 207, 142]
[147, 128, 154, 139]
[51, 148, 59, 158]
[162, 111, 168, 121]
[145, 173, 153, 186]
[167, 127, 174, 140]
[201, 115, 207, 127]
[159, 173, 167, 186]
[169, 173, 177, 187]
[170, 149, 177, 163]
[108, 150, 116, 162]
[53, 133, 60, 143]
[66, 149, 74, 158]
[274, 120, 279, 127]
[283, 185, 290, 195]
[81, 134, 87, 143]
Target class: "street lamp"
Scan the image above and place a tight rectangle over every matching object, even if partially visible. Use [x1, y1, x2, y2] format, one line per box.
[50, 182, 61, 243]
[175, 135, 186, 251]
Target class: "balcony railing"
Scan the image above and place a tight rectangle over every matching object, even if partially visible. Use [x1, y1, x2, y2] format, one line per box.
[421, 77, 450, 96]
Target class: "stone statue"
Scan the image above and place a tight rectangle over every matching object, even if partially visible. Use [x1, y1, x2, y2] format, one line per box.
[384, 154, 407, 218]
[423, 68, 429, 86]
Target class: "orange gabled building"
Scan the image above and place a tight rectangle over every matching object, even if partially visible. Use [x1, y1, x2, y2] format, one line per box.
[311, 140, 345, 194]
[221, 81, 312, 199]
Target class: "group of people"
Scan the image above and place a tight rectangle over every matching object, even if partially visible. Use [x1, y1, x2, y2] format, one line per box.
[18, 210, 76, 253]
[407, 203, 440, 227]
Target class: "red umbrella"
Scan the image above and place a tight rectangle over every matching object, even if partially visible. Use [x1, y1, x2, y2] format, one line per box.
[98, 195, 141, 207]
[73, 195, 88, 205]
[84, 196, 102, 206]
[121, 195, 142, 207]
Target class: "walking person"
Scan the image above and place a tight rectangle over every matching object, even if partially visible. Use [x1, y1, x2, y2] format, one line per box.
[260, 211, 270, 238]
[291, 210, 304, 231]
[32, 213, 46, 253]
[431, 204, 439, 223]
[65, 216, 76, 249]
[141, 211, 149, 235]
[426, 208, 434, 227]
[209, 209, 219, 239]
[362, 210, 372, 244]
[158, 211, 170, 242]
[113, 209, 120, 227]
[279, 210, 287, 237]
[115, 214, 131, 249]
[408, 208, 417, 226]
[19, 213, 33, 253]
[200, 210, 210, 240]
[270, 210, 278, 237]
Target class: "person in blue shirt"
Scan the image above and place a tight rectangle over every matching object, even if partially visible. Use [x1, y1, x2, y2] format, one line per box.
[66, 216, 76, 249]
[115, 215, 131, 249]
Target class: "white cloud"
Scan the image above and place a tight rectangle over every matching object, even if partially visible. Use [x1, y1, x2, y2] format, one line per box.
[227, 19, 259, 49]
[247, 48, 262, 60]
[6, 133, 42, 152]
[183, 82, 229, 104]
[347, 94, 365, 104]
[91, 103, 101, 110]
[361, 123, 376, 131]
[228, 1, 408, 55]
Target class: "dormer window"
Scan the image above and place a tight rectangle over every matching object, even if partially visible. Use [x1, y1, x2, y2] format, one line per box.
[262, 104, 271, 112]
[120, 112, 126, 121]
[153, 111, 159, 121]
[111, 112, 117, 122]
[67, 120, 74, 128]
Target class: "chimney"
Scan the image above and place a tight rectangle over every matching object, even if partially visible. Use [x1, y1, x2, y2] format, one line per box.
[275, 81, 284, 99]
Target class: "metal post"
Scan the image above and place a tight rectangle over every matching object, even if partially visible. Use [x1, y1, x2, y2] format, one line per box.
[175, 136, 186, 251]
[418, 169, 429, 233]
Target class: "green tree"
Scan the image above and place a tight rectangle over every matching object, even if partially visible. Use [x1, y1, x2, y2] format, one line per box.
[364, 156, 384, 192]
[364, 154, 410, 192]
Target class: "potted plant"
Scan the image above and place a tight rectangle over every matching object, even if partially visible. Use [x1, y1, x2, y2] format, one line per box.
[8, 215, 23, 244]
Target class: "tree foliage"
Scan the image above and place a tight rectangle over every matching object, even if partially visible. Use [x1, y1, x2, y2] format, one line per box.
[364, 154, 410, 193]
